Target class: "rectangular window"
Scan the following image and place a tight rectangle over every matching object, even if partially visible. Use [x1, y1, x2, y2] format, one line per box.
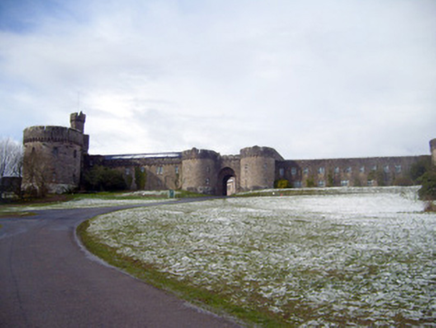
[291, 167, 297, 176]
[360, 166, 365, 173]
[175, 166, 179, 174]
[303, 168, 309, 175]
[395, 165, 401, 173]
[279, 168, 284, 177]
[334, 167, 340, 174]
[345, 167, 352, 173]
[318, 167, 325, 175]
[294, 181, 302, 188]
[341, 180, 349, 186]
[125, 168, 130, 175]
[384, 165, 390, 173]
[367, 180, 375, 186]
[372, 165, 377, 171]
[156, 166, 163, 175]
[318, 180, 325, 187]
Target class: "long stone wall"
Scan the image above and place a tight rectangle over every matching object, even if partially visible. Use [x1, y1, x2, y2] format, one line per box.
[277, 156, 426, 188]
[22, 112, 434, 195]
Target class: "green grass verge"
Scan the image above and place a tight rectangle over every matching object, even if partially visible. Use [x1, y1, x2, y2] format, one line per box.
[0, 209, 36, 218]
[77, 218, 288, 327]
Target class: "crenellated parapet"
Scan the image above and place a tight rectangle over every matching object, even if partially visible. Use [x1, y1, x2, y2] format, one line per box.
[23, 126, 85, 147]
[240, 146, 284, 161]
[182, 148, 219, 160]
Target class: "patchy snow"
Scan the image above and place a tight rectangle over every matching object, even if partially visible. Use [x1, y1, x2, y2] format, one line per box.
[10, 197, 175, 211]
[87, 187, 436, 326]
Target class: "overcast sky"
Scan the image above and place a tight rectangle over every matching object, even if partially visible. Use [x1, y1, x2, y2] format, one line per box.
[1, 0, 435, 159]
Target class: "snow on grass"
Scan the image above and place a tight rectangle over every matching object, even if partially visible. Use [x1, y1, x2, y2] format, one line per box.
[7, 197, 175, 211]
[87, 187, 436, 326]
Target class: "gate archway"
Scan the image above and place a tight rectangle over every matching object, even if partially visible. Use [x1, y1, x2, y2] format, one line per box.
[217, 167, 237, 196]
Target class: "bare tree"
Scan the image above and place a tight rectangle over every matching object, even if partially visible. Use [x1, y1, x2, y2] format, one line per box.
[0, 138, 23, 178]
[22, 148, 51, 198]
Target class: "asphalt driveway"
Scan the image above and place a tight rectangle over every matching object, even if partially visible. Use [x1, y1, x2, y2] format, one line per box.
[0, 201, 241, 328]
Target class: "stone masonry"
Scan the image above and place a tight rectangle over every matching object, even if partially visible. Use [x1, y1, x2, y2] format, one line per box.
[22, 113, 435, 195]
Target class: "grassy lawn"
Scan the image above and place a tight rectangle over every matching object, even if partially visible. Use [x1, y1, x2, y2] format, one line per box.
[78, 187, 436, 327]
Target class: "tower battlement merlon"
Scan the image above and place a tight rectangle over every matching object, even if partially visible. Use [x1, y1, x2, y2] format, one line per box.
[70, 111, 86, 133]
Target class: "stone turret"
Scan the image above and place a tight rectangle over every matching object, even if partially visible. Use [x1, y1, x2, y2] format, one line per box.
[70, 111, 86, 133]
[430, 139, 436, 166]
[181, 148, 219, 194]
[22, 112, 89, 194]
[240, 146, 283, 191]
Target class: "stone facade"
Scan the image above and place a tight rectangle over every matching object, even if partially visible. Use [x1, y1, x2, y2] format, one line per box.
[22, 113, 434, 195]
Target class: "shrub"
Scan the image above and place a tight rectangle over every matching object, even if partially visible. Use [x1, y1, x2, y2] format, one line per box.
[274, 179, 290, 189]
[84, 166, 127, 191]
[135, 167, 146, 190]
[418, 171, 436, 200]
[409, 157, 431, 182]
[306, 177, 316, 188]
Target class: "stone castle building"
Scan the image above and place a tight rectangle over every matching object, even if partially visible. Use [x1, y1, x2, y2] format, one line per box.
[22, 112, 436, 195]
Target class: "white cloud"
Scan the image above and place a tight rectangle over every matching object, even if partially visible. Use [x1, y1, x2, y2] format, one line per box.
[1, 0, 435, 159]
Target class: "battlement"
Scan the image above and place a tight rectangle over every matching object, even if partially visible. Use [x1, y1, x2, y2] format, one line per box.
[240, 146, 284, 161]
[23, 126, 85, 147]
[182, 148, 219, 160]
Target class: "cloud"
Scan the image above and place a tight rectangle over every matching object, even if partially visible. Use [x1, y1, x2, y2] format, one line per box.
[1, 0, 435, 159]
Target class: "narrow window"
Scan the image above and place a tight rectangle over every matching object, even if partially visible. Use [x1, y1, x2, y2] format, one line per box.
[291, 167, 297, 176]
[52, 147, 58, 156]
[175, 166, 179, 174]
[384, 165, 389, 173]
[279, 168, 284, 177]
[360, 166, 365, 173]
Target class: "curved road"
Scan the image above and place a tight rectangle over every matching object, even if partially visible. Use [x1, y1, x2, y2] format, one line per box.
[0, 200, 241, 328]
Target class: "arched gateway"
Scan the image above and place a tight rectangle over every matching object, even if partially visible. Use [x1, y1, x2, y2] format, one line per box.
[217, 167, 237, 196]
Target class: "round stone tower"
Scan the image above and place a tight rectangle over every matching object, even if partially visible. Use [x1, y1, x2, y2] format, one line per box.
[240, 146, 283, 192]
[22, 112, 88, 194]
[181, 148, 219, 195]
[430, 138, 436, 166]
